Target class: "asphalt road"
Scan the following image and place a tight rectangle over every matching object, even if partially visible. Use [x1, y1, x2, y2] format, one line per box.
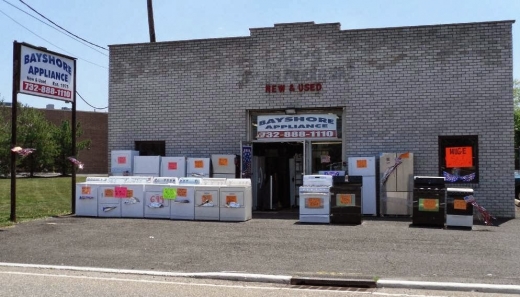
[1, 212, 519, 286]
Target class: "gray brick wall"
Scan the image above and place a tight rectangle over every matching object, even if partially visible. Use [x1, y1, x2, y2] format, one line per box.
[108, 20, 515, 218]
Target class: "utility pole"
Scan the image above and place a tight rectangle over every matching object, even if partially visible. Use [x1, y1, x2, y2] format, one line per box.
[147, 0, 156, 42]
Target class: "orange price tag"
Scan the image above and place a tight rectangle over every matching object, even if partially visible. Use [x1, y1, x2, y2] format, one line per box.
[357, 159, 367, 168]
[306, 198, 323, 209]
[337, 194, 353, 206]
[226, 195, 237, 204]
[104, 189, 114, 197]
[454, 199, 467, 210]
[117, 156, 126, 164]
[177, 188, 187, 197]
[81, 186, 91, 195]
[194, 160, 204, 168]
[126, 189, 134, 198]
[419, 198, 439, 211]
[202, 194, 213, 202]
[218, 158, 228, 166]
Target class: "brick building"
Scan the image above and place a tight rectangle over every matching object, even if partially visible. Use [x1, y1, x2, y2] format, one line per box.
[108, 21, 515, 218]
[42, 107, 108, 174]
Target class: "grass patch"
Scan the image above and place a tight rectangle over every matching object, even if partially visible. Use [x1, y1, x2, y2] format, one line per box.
[0, 176, 87, 227]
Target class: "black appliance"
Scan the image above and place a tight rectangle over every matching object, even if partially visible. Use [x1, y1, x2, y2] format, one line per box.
[330, 175, 363, 225]
[412, 176, 446, 227]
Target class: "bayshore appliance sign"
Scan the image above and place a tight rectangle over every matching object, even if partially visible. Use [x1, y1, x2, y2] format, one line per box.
[256, 114, 337, 139]
[18, 43, 76, 102]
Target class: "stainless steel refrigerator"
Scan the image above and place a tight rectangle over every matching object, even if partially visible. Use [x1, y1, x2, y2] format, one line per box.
[379, 152, 414, 216]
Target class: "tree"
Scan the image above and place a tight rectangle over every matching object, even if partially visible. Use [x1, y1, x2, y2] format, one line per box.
[52, 120, 91, 176]
[514, 79, 520, 169]
[0, 94, 11, 177]
[16, 105, 57, 177]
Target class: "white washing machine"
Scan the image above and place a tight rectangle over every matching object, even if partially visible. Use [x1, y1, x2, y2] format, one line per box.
[187, 157, 210, 177]
[160, 156, 187, 177]
[299, 175, 333, 224]
[120, 180, 151, 218]
[194, 178, 227, 221]
[219, 178, 252, 222]
[98, 183, 123, 218]
[171, 177, 202, 220]
[75, 177, 108, 217]
[143, 177, 178, 219]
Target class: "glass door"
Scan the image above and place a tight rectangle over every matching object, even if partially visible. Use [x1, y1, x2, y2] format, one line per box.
[309, 141, 344, 174]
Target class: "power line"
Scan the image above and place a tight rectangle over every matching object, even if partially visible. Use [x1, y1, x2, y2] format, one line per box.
[0, 8, 108, 69]
[76, 91, 108, 111]
[18, 0, 108, 51]
[1, 0, 108, 57]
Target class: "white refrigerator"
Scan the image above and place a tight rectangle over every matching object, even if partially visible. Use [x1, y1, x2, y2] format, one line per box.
[187, 157, 210, 177]
[160, 156, 186, 177]
[348, 156, 377, 215]
[211, 154, 237, 178]
[133, 156, 161, 177]
[110, 150, 139, 176]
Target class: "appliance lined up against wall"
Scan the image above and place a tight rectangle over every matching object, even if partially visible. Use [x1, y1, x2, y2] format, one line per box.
[144, 177, 179, 219]
[299, 175, 333, 223]
[194, 178, 227, 221]
[219, 178, 252, 221]
[133, 156, 161, 177]
[75, 177, 109, 217]
[412, 176, 446, 227]
[348, 157, 377, 215]
[446, 188, 474, 228]
[172, 177, 202, 220]
[379, 152, 414, 216]
[160, 156, 187, 177]
[187, 157, 210, 177]
[211, 154, 238, 178]
[110, 150, 139, 176]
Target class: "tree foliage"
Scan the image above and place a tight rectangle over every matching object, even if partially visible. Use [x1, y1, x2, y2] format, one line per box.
[0, 94, 91, 177]
[53, 120, 91, 176]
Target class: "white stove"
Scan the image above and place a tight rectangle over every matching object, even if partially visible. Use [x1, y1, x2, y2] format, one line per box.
[299, 175, 333, 224]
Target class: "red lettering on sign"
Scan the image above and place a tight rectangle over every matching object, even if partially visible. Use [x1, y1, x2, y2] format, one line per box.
[266, 83, 322, 93]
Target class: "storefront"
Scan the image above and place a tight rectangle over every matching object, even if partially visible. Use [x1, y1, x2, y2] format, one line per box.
[108, 20, 515, 218]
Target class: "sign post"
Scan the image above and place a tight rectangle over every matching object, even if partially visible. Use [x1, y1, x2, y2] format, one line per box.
[10, 41, 77, 221]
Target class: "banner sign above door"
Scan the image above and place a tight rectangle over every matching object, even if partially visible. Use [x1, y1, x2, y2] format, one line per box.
[256, 114, 337, 139]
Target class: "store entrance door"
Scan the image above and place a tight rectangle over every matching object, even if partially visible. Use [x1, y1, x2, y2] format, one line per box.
[252, 142, 303, 211]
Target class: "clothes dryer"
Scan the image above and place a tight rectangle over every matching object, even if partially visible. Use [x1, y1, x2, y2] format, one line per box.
[171, 177, 202, 220]
[75, 177, 108, 217]
[219, 178, 252, 222]
[194, 178, 226, 221]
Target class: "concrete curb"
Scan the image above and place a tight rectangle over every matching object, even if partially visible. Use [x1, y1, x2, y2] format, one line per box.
[377, 279, 520, 294]
[2, 262, 520, 294]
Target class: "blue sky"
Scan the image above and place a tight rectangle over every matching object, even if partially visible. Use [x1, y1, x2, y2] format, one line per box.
[0, 0, 519, 112]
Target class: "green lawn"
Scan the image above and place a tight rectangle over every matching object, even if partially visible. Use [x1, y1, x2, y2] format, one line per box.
[0, 176, 87, 227]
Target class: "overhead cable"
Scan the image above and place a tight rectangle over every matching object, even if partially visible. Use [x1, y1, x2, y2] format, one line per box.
[0, 8, 108, 69]
[18, 0, 109, 51]
[2, 0, 108, 57]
